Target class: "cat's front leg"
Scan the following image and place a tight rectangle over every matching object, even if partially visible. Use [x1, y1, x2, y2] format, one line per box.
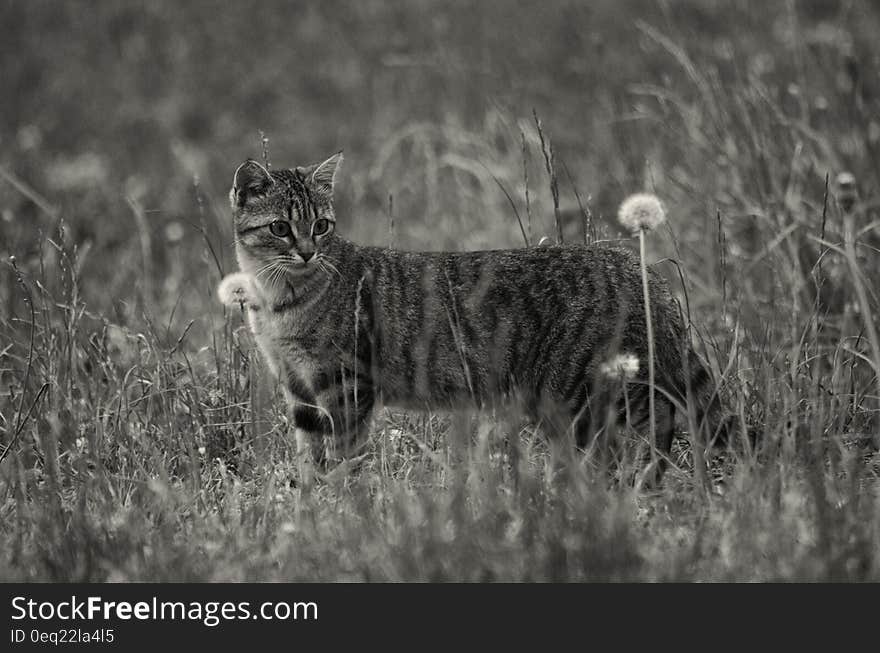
[286, 372, 375, 473]
[281, 373, 324, 489]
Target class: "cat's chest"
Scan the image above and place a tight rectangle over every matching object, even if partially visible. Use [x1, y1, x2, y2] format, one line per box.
[247, 309, 325, 376]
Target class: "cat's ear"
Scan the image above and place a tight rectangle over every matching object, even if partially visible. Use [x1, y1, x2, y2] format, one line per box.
[230, 159, 273, 208]
[299, 151, 343, 198]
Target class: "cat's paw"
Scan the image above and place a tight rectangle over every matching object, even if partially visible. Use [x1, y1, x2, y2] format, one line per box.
[217, 272, 261, 310]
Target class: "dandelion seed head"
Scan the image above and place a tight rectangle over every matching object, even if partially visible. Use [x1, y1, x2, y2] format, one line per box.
[600, 353, 640, 380]
[217, 272, 256, 307]
[618, 193, 666, 233]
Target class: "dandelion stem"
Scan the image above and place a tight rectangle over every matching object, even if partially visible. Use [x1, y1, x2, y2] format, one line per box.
[639, 229, 657, 461]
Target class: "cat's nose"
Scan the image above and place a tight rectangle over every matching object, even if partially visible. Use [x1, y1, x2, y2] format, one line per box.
[300, 251, 315, 263]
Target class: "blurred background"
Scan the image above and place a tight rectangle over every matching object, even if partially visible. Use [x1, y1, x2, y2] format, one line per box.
[4, 0, 880, 582]
[2, 0, 879, 338]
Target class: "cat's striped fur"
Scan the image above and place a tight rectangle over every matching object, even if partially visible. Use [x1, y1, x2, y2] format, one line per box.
[219, 154, 733, 476]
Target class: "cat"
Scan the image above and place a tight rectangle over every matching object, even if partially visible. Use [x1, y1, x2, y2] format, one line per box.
[217, 153, 736, 479]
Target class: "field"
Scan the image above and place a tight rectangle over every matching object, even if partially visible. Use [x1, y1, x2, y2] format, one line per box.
[3, 0, 880, 581]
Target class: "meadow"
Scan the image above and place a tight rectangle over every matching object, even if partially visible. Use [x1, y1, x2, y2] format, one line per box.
[2, 0, 880, 581]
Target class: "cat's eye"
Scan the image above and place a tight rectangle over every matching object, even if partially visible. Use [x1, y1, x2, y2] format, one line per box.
[269, 221, 291, 238]
[312, 219, 331, 237]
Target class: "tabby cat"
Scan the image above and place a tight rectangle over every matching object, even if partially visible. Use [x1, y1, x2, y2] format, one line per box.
[218, 153, 733, 476]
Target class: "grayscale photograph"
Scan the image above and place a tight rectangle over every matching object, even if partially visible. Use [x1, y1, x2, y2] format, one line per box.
[2, 0, 879, 590]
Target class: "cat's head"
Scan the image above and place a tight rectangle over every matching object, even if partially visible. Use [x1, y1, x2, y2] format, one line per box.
[230, 152, 342, 278]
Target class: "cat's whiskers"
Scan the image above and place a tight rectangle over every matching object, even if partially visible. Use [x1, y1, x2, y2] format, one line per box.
[252, 260, 277, 277]
[267, 262, 288, 289]
[252, 261, 280, 285]
[317, 261, 334, 281]
[319, 253, 343, 268]
[255, 259, 290, 292]
[317, 255, 343, 280]
[251, 268, 274, 289]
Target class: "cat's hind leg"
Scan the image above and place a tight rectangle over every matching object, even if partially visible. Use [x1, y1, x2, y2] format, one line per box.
[621, 390, 676, 488]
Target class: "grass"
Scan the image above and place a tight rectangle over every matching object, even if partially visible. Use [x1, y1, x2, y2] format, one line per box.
[3, 1, 880, 581]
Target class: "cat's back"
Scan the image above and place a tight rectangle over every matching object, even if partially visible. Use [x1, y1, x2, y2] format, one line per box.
[359, 242, 657, 309]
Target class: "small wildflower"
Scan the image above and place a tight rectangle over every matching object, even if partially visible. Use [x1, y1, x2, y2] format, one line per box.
[617, 193, 666, 233]
[197, 446, 206, 456]
[600, 353, 640, 380]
